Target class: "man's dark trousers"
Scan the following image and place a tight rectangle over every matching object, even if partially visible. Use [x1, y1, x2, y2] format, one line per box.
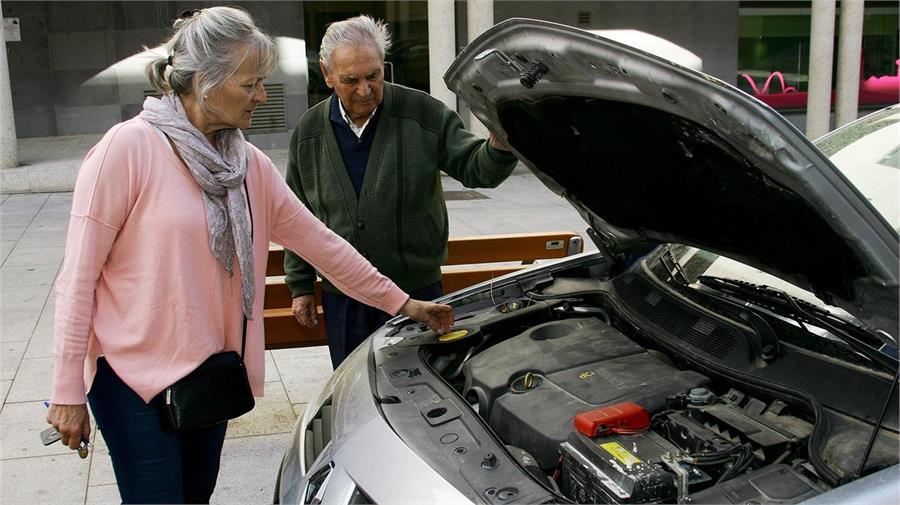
[322, 281, 442, 369]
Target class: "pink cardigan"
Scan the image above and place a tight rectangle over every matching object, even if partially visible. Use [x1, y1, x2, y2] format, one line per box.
[51, 118, 409, 404]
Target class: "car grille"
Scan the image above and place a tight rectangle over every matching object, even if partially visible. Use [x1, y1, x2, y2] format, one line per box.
[304, 399, 332, 472]
[612, 273, 739, 359]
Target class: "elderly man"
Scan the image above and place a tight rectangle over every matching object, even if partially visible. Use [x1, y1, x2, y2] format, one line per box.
[284, 15, 517, 368]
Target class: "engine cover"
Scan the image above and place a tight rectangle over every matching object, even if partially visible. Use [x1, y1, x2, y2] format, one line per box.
[463, 318, 709, 468]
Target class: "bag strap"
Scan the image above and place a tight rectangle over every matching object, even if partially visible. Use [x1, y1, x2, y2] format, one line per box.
[240, 316, 248, 360]
[241, 178, 253, 360]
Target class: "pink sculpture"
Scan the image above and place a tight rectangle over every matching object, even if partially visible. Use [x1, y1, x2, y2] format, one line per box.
[738, 58, 898, 109]
[739, 71, 798, 95]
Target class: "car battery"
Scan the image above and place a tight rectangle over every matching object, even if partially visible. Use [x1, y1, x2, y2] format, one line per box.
[560, 431, 679, 504]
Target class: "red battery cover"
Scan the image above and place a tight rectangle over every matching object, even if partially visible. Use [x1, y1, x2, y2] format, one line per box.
[574, 402, 650, 437]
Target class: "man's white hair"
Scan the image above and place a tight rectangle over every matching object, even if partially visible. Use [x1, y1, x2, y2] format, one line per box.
[319, 15, 392, 68]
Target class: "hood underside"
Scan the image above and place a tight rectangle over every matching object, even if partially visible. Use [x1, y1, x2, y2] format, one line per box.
[446, 19, 899, 334]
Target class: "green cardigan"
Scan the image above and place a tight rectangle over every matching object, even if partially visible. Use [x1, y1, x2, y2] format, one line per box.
[284, 83, 518, 298]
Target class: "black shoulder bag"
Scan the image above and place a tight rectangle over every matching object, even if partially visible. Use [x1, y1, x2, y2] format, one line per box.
[163, 180, 256, 432]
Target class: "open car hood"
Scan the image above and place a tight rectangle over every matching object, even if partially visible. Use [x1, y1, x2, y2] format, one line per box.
[445, 19, 899, 336]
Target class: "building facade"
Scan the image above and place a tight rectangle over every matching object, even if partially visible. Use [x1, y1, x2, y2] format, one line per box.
[2, 1, 898, 144]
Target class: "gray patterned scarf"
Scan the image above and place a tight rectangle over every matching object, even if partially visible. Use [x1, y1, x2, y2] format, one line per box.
[140, 94, 255, 319]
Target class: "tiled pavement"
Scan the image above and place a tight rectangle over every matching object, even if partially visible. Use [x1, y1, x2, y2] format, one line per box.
[0, 137, 593, 504]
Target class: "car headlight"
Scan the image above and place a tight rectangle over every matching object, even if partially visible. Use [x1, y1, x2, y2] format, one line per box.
[300, 462, 374, 505]
[303, 463, 333, 504]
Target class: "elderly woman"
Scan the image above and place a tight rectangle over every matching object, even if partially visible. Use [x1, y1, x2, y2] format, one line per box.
[45, 7, 452, 504]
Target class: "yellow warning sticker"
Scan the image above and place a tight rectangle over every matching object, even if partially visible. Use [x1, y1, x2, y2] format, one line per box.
[600, 442, 642, 466]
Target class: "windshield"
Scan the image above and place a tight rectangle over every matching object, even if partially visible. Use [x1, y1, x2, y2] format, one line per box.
[818, 105, 900, 232]
[660, 244, 845, 314]
[649, 242, 894, 370]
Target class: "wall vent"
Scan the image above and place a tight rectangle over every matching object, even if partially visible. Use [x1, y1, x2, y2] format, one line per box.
[577, 11, 591, 26]
[247, 83, 287, 133]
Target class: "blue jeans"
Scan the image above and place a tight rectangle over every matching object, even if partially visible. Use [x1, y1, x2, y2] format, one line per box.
[322, 281, 443, 369]
[87, 357, 228, 504]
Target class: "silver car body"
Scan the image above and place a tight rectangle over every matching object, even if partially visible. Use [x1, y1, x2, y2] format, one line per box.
[277, 335, 471, 504]
[277, 18, 899, 505]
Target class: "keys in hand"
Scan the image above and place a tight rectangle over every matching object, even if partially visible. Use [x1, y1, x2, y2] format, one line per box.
[41, 401, 91, 458]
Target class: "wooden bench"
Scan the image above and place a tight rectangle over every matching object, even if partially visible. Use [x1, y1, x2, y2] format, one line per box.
[263, 231, 584, 349]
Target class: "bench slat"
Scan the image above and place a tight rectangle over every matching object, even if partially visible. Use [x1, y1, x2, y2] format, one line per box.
[265, 232, 582, 276]
[264, 284, 322, 310]
[263, 307, 327, 349]
[444, 232, 581, 265]
[263, 232, 583, 350]
[266, 250, 288, 276]
[264, 267, 526, 311]
[440, 266, 526, 293]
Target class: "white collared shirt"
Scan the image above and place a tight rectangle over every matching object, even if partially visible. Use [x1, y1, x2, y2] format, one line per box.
[337, 98, 377, 138]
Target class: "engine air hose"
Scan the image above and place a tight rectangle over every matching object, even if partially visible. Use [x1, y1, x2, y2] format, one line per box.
[715, 445, 754, 484]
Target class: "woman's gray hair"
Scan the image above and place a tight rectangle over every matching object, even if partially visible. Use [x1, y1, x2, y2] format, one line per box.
[146, 6, 276, 110]
[319, 15, 392, 68]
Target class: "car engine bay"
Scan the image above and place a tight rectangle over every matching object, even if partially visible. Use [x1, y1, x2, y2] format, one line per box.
[458, 316, 819, 503]
[395, 265, 899, 504]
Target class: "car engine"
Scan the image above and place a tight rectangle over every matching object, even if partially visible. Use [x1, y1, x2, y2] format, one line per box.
[456, 317, 820, 504]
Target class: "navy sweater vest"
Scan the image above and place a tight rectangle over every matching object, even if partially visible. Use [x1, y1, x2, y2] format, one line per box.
[329, 96, 380, 196]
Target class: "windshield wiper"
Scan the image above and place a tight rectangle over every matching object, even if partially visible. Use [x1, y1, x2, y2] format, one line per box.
[657, 248, 780, 362]
[698, 276, 897, 373]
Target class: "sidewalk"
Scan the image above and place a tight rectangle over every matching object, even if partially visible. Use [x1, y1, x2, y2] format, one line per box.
[0, 136, 593, 504]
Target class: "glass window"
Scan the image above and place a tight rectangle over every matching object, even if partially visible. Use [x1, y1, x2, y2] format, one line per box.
[737, 2, 898, 110]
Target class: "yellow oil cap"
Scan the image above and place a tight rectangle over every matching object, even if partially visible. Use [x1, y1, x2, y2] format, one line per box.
[438, 329, 470, 342]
